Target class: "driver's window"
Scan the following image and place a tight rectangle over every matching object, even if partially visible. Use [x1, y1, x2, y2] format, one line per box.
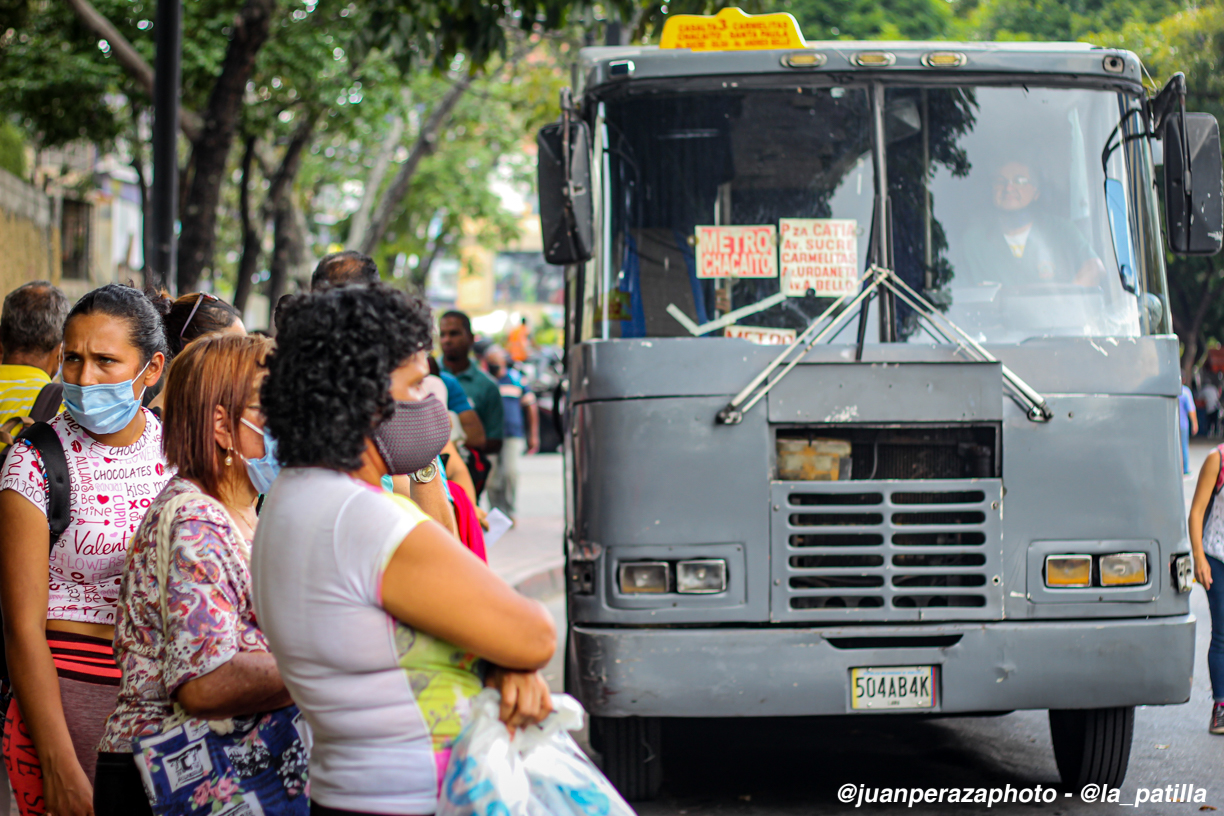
[889, 85, 1147, 342]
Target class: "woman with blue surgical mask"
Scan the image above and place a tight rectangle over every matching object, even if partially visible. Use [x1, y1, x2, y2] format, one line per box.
[0, 284, 173, 816]
[96, 333, 294, 816]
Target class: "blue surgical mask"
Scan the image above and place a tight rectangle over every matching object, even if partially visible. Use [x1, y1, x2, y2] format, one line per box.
[239, 417, 281, 494]
[62, 360, 151, 435]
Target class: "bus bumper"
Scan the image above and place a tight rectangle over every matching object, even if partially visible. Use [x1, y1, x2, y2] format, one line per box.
[568, 615, 1195, 717]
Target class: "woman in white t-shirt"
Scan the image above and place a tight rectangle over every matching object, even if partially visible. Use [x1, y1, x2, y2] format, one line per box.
[0, 284, 173, 816]
[253, 285, 555, 816]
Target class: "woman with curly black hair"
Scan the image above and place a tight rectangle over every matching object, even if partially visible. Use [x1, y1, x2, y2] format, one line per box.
[251, 284, 555, 816]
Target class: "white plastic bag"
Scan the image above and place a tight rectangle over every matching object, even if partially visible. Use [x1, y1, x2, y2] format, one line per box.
[438, 689, 636, 816]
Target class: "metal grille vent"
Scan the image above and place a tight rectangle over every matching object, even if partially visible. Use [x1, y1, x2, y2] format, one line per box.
[771, 480, 1003, 622]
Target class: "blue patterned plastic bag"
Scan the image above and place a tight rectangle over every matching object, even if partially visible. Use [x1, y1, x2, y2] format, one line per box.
[134, 705, 311, 816]
[439, 690, 635, 816]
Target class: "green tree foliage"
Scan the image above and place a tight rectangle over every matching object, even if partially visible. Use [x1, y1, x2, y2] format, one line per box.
[362, 55, 558, 291]
[1086, 4, 1224, 372]
[0, 1, 129, 148]
[783, 0, 951, 41]
[0, 121, 26, 177]
[949, 0, 1181, 42]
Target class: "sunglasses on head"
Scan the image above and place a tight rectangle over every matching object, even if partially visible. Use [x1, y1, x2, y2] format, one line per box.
[180, 293, 220, 340]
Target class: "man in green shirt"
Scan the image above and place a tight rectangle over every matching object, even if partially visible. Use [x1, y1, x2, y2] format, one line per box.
[439, 310, 503, 455]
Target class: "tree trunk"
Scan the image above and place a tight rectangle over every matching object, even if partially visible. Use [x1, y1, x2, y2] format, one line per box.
[410, 230, 451, 294]
[175, 0, 276, 294]
[264, 121, 315, 327]
[347, 90, 409, 251]
[234, 136, 261, 315]
[1175, 260, 1220, 380]
[358, 72, 473, 256]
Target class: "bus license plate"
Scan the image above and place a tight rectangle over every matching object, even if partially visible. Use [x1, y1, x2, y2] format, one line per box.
[851, 665, 935, 710]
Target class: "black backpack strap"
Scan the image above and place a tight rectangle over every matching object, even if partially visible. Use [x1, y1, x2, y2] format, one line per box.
[15, 423, 70, 544]
[28, 382, 63, 424]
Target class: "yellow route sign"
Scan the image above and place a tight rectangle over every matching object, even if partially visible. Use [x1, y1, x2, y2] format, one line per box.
[659, 7, 805, 51]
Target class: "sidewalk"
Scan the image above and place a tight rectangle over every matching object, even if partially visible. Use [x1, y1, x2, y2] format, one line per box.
[485, 453, 565, 600]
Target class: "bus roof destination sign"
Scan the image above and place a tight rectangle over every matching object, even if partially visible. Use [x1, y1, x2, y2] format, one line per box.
[659, 7, 805, 52]
[696, 225, 778, 278]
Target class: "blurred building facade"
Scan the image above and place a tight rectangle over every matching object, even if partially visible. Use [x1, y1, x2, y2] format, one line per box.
[0, 144, 146, 303]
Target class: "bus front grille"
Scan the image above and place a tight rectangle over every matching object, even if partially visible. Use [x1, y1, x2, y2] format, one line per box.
[771, 479, 1004, 622]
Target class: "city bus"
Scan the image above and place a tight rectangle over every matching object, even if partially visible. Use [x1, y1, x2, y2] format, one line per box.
[536, 9, 1224, 800]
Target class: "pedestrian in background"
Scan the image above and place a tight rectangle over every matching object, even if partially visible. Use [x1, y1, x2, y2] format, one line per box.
[95, 334, 293, 815]
[1181, 378, 1199, 475]
[310, 249, 379, 290]
[483, 346, 538, 521]
[1187, 443, 1224, 734]
[1203, 378, 1221, 438]
[506, 316, 532, 363]
[440, 311, 503, 501]
[0, 284, 171, 816]
[147, 292, 246, 417]
[428, 356, 487, 454]
[161, 293, 245, 358]
[252, 284, 554, 815]
[0, 282, 69, 432]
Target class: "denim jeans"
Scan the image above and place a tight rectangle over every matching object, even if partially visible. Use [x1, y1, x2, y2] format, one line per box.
[1182, 426, 1192, 474]
[1207, 555, 1224, 703]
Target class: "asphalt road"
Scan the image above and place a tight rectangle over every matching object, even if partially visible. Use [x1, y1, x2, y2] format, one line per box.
[531, 443, 1224, 815]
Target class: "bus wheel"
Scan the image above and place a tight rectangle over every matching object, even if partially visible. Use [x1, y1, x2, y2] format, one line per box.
[1048, 706, 1134, 787]
[591, 716, 663, 801]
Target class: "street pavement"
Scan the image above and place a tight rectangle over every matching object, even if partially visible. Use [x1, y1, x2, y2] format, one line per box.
[505, 447, 1224, 815]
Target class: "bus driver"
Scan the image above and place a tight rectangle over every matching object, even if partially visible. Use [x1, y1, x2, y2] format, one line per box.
[962, 158, 1106, 288]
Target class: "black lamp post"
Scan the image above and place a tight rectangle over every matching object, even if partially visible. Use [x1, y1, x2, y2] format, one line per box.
[150, 0, 181, 293]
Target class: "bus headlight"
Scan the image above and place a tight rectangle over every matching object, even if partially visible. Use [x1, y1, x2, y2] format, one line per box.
[619, 561, 670, 594]
[1045, 554, 1091, 588]
[677, 559, 728, 594]
[1100, 553, 1148, 586]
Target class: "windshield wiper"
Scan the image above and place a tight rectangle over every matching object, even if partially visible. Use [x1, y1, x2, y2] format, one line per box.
[715, 266, 1054, 425]
[715, 269, 887, 424]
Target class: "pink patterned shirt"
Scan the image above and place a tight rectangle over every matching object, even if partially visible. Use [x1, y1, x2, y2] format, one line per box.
[0, 409, 171, 625]
[100, 476, 270, 752]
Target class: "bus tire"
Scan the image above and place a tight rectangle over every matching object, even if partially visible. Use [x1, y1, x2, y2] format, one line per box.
[591, 715, 663, 801]
[1048, 706, 1134, 788]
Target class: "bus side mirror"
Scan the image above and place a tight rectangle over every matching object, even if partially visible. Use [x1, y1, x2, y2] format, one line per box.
[537, 114, 593, 265]
[1164, 111, 1224, 255]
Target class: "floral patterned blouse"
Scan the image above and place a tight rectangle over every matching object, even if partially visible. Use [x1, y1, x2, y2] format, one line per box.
[99, 476, 269, 753]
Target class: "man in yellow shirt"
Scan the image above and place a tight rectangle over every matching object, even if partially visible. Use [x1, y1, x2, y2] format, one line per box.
[0, 281, 69, 426]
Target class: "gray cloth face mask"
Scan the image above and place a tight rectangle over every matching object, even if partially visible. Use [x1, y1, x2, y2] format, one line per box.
[372, 394, 451, 475]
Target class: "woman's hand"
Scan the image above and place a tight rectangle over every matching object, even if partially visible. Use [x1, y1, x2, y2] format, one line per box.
[486, 666, 552, 731]
[43, 753, 94, 816]
[1195, 552, 1214, 591]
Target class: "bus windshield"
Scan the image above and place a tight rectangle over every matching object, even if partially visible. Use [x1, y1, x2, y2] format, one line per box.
[598, 82, 1169, 344]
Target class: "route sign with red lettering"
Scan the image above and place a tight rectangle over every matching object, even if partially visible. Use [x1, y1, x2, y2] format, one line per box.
[779, 218, 860, 297]
[695, 225, 777, 279]
[725, 325, 797, 345]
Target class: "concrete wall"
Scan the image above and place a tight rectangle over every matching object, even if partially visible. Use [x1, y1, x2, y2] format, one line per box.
[0, 167, 60, 297]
